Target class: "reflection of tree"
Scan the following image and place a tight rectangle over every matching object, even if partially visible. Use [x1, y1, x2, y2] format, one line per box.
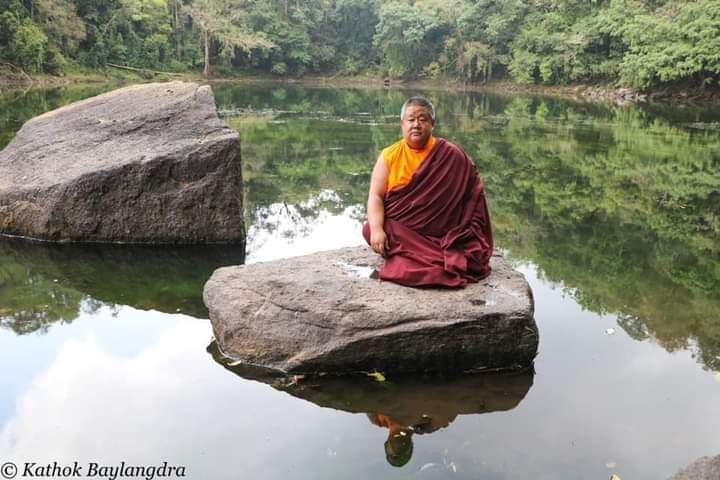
[0, 85, 114, 149]
[219, 83, 720, 372]
[0, 238, 245, 335]
[247, 190, 363, 240]
[10, 84, 715, 366]
[467, 98, 720, 371]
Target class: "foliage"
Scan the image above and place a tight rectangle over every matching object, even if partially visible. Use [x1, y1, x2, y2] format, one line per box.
[373, 0, 454, 78]
[1, 0, 719, 89]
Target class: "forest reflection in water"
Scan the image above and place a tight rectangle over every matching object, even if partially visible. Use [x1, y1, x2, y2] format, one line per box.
[0, 238, 245, 334]
[0, 82, 719, 478]
[217, 83, 720, 374]
[1, 82, 718, 369]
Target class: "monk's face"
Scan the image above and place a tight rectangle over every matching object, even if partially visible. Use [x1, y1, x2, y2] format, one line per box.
[401, 104, 434, 149]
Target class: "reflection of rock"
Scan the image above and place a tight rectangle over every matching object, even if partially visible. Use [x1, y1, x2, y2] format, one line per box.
[204, 246, 538, 374]
[0, 81, 244, 244]
[671, 454, 720, 480]
[0, 238, 245, 334]
[209, 340, 532, 468]
[209, 338, 532, 425]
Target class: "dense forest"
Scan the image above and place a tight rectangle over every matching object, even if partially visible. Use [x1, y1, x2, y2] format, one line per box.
[1, 0, 719, 90]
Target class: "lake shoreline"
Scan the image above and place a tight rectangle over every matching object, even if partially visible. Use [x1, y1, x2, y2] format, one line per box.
[1, 70, 719, 105]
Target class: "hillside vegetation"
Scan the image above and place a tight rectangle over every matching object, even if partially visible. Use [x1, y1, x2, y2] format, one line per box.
[1, 0, 719, 91]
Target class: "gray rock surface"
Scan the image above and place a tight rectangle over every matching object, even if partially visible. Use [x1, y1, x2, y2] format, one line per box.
[671, 454, 720, 480]
[0, 81, 244, 243]
[204, 247, 538, 374]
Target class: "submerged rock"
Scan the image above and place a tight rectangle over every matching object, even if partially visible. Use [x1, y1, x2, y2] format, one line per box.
[0, 81, 243, 243]
[204, 247, 538, 375]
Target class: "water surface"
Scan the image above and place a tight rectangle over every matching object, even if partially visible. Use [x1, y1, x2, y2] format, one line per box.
[1, 83, 719, 479]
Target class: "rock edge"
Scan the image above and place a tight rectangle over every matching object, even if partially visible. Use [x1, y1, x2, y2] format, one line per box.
[0, 81, 244, 244]
[204, 246, 538, 375]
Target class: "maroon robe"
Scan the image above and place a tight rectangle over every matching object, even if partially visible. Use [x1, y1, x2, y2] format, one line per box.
[363, 138, 493, 288]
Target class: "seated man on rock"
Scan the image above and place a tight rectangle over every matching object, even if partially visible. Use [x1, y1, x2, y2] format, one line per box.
[363, 96, 493, 288]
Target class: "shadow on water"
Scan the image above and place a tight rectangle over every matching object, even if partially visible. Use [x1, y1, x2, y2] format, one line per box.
[207, 340, 533, 468]
[0, 237, 245, 334]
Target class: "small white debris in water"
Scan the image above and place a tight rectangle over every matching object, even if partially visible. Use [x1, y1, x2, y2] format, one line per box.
[605, 328, 616, 336]
[419, 463, 439, 472]
[606, 461, 617, 468]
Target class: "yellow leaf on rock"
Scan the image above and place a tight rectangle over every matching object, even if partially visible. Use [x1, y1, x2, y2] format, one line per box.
[368, 371, 386, 382]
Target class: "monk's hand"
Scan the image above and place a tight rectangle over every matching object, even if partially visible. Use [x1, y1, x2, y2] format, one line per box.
[370, 228, 389, 257]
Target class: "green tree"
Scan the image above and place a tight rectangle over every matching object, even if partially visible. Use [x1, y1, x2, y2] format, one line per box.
[35, 0, 86, 57]
[186, 0, 274, 77]
[374, 0, 455, 78]
[446, 0, 528, 82]
[10, 18, 48, 72]
[329, 0, 379, 74]
[616, 0, 720, 89]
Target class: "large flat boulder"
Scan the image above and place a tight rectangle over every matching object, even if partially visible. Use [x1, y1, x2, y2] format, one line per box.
[204, 247, 538, 374]
[0, 81, 244, 243]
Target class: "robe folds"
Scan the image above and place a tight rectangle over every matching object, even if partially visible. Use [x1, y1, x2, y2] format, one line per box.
[363, 138, 493, 288]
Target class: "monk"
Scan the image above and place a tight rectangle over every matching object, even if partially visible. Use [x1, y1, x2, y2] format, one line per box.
[363, 96, 493, 288]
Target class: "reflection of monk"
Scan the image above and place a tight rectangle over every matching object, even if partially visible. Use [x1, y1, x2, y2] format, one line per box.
[367, 412, 458, 467]
[367, 414, 414, 467]
[364, 96, 493, 288]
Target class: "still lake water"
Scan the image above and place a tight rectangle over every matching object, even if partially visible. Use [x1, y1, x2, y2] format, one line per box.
[1, 82, 719, 479]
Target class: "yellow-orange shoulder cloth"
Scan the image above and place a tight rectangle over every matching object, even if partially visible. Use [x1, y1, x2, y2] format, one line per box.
[383, 136, 436, 192]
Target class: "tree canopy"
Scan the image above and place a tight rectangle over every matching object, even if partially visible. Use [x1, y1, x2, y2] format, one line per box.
[1, 0, 719, 90]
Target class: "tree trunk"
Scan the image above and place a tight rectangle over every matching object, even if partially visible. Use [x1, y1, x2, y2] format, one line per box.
[174, 1, 181, 60]
[203, 28, 210, 77]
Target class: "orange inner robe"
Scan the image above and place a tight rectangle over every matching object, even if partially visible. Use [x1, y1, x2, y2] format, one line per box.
[383, 136, 436, 192]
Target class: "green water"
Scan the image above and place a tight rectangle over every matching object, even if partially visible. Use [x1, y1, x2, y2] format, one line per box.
[0, 82, 719, 479]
